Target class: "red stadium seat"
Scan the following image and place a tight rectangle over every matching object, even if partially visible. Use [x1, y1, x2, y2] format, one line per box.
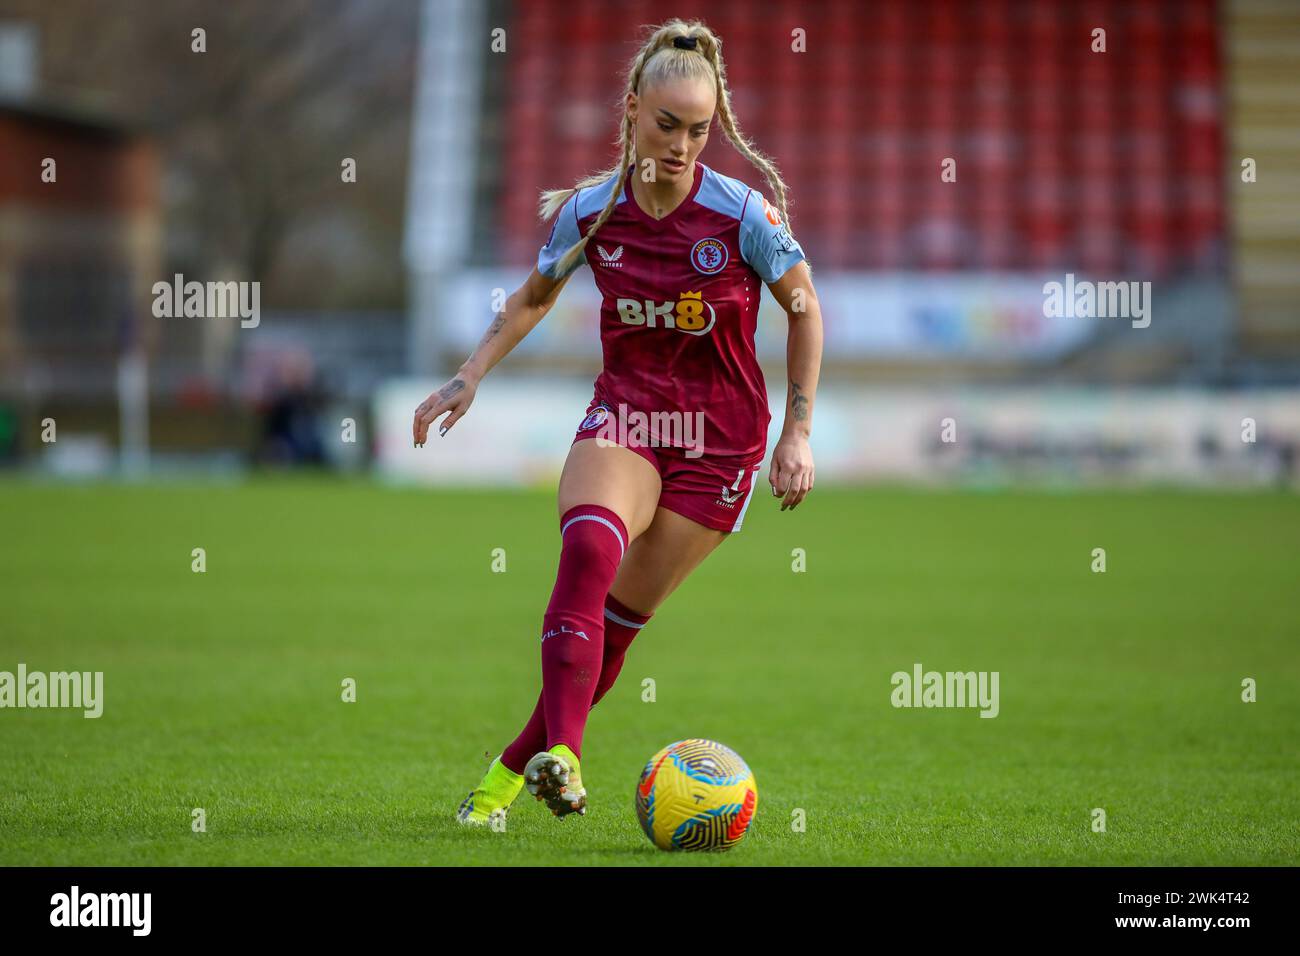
[495, 0, 1223, 278]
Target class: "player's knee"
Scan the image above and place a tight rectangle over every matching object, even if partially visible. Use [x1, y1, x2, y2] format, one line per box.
[560, 528, 610, 564]
[558, 506, 628, 571]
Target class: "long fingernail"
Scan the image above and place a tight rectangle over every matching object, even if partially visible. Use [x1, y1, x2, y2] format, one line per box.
[439, 425, 448, 437]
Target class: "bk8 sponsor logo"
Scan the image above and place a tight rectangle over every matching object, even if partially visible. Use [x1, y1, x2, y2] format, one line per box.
[616, 291, 716, 335]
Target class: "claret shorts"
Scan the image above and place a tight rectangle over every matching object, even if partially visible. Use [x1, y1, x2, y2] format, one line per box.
[570, 398, 765, 533]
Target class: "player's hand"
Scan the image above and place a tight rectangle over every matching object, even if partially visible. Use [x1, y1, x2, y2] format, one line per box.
[413, 373, 478, 446]
[769, 433, 814, 511]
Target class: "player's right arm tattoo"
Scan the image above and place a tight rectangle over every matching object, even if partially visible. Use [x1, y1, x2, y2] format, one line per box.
[476, 314, 506, 351]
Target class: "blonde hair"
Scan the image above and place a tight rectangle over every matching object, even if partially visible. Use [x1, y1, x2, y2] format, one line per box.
[538, 18, 791, 278]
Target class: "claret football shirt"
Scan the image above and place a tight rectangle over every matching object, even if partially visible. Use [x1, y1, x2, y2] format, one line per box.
[537, 161, 806, 461]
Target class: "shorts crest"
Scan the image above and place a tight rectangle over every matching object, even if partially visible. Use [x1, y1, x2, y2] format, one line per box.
[579, 405, 611, 431]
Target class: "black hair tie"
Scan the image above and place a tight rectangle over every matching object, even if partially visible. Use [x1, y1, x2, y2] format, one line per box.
[673, 35, 698, 50]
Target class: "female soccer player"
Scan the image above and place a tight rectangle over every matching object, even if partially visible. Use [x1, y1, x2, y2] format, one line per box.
[413, 18, 823, 826]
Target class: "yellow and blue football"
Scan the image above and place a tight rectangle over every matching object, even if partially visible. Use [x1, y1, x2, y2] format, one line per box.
[635, 739, 758, 851]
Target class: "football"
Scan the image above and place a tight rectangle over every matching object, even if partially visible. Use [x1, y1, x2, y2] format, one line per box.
[635, 739, 758, 851]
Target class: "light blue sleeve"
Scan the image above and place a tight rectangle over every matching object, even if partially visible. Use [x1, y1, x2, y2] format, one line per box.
[537, 190, 585, 280]
[739, 190, 805, 284]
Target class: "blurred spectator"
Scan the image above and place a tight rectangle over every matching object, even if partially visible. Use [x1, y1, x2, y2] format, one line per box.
[255, 350, 326, 467]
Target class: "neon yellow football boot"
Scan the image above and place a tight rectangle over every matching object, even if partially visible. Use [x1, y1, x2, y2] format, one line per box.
[524, 744, 587, 818]
[456, 755, 524, 828]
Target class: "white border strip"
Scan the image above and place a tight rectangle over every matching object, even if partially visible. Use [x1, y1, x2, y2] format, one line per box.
[730, 464, 764, 532]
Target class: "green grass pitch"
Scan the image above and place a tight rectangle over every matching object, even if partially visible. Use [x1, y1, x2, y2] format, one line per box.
[1, 478, 1297, 866]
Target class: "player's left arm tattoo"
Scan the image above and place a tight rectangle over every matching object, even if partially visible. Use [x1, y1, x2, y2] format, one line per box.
[768, 261, 823, 440]
[790, 380, 809, 423]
